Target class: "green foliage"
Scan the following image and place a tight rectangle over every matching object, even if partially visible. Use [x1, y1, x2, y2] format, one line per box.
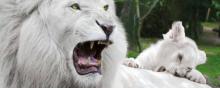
[212, 0, 220, 21]
[213, 0, 220, 9]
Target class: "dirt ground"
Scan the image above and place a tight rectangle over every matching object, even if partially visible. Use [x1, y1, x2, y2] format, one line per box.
[201, 27, 220, 45]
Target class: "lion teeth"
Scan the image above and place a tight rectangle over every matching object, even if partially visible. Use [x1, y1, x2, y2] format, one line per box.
[90, 42, 94, 49]
[88, 57, 91, 61]
[97, 41, 111, 46]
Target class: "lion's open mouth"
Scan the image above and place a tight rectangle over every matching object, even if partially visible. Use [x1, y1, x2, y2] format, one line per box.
[73, 40, 112, 75]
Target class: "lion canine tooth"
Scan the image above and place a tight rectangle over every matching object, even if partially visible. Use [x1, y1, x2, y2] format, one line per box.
[90, 42, 94, 49]
[88, 57, 91, 61]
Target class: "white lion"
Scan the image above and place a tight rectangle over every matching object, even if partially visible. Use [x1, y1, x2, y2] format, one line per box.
[124, 21, 207, 84]
[0, 0, 210, 88]
[0, 0, 127, 88]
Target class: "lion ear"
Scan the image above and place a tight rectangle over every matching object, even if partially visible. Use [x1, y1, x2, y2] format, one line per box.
[163, 21, 186, 41]
[163, 29, 172, 40]
[196, 50, 207, 65]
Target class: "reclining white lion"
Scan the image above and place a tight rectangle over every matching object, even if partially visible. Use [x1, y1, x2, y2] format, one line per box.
[124, 21, 207, 84]
[0, 0, 210, 88]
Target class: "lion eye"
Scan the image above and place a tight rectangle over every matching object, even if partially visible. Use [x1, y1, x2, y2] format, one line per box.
[71, 3, 80, 10]
[103, 5, 109, 11]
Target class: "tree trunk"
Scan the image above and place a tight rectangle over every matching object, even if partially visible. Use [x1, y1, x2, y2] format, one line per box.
[135, 0, 142, 52]
[206, 8, 211, 21]
[119, 0, 137, 50]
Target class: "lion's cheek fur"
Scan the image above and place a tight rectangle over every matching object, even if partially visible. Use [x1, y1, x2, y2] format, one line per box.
[14, 17, 71, 88]
[100, 25, 128, 87]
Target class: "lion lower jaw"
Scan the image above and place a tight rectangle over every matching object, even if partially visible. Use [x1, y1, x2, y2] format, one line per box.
[73, 72, 102, 87]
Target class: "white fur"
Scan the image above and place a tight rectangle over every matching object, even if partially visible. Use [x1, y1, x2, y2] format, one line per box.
[0, 0, 127, 88]
[124, 21, 207, 84]
[115, 65, 211, 88]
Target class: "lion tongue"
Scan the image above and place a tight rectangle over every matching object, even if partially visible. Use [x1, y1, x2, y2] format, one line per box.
[77, 56, 100, 67]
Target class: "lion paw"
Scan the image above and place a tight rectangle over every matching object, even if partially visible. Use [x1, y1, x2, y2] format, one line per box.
[123, 58, 140, 68]
[186, 69, 206, 84]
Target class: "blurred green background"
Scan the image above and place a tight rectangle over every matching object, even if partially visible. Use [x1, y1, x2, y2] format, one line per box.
[115, 0, 220, 87]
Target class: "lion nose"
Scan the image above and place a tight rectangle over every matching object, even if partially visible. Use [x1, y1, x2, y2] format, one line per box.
[101, 25, 114, 38]
[96, 20, 114, 39]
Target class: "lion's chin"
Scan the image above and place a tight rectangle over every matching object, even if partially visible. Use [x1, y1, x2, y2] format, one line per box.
[72, 40, 112, 76]
[73, 73, 102, 88]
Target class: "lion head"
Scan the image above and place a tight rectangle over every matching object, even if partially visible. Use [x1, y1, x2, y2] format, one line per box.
[0, 0, 127, 88]
[156, 22, 206, 76]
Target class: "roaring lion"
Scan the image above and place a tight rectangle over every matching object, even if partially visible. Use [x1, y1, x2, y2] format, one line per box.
[0, 0, 127, 88]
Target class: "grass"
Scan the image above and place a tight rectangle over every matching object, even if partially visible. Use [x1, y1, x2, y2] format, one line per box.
[127, 38, 158, 57]
[128, 38, 220, 87]
[197, 44, 220, 86]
